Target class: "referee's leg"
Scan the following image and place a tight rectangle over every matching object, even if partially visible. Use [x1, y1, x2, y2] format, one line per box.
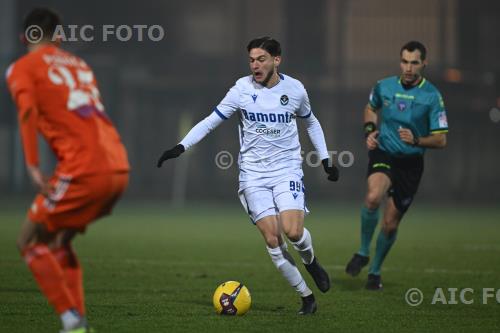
[366, 197, 402, 289]
[361, 172, 391, 255]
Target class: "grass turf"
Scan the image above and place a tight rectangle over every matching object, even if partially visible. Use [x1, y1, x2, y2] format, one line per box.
[0, 200, 499, 332]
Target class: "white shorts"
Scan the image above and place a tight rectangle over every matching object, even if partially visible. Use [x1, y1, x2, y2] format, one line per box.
[238, 172, 309, 224]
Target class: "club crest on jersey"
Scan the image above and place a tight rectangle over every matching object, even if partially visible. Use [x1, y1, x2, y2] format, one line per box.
[251, 94, 258, 102]
[397, 101, 407, 111]
[280, 95, 289, 106]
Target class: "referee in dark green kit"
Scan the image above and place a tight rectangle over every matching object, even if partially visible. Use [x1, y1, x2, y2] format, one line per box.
[345, 41, 449, 290]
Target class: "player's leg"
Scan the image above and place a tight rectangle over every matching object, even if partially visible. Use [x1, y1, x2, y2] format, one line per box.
[21, 172, 127, 331]
[272, 177, 312, 264]
[256, 215, 316, 315]
[279, 209, 330, 293]
[346, 171, 392, 277]
[256, 215, 314, 300]
[240, 185, 314, 314]
[50, 172, 128, 321]
[272, 175, 330, 299]
[366, 197, 402, 290]
[17, 219, 84, 331]
[51, 229, 85, 315]
[279, 210, 308, 259]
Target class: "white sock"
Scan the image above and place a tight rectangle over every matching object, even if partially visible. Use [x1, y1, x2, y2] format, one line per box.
[267, 246, 312, 297]
[60, 309, 81, 330]
[291, 228, 315, 264]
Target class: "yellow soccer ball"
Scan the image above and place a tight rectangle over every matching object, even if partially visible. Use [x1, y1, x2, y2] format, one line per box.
[212, 281, 251, 315]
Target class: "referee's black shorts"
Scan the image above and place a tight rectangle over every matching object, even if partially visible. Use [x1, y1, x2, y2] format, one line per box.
[367, 148, 424, 214]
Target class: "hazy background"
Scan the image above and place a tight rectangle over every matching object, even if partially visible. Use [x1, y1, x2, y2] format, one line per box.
[1, 0, 499, 205]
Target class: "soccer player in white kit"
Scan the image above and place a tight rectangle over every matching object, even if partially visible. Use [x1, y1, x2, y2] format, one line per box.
[157, 37, 339, 314]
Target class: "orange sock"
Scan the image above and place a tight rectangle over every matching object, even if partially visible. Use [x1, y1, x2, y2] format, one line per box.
[22, 244, 76, 314]
[52, 246, 85, 315]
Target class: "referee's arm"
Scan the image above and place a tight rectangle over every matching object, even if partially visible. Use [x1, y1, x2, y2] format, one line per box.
[419, 133, 447, 148]
[398, 125, 447, 148]
[363, 104, 379, 150]
[364, 104, 378, 127]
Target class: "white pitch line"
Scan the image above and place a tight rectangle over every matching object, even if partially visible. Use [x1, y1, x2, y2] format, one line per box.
[81, 258, 497, 276]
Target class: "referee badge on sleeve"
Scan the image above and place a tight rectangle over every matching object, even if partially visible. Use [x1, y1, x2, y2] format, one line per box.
[438, 111, 448, 127]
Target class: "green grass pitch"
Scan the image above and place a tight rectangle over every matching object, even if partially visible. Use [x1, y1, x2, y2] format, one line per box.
[0, 199, 499, 332]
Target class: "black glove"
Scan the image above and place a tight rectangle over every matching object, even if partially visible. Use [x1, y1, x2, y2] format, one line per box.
[157, 144, 185, 168]
[322, 158, 339, 182]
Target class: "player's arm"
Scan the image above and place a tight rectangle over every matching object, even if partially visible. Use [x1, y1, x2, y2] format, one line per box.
[157, 111, 225, 167]
[6, 64, 51, 195]
[297, 85, 338, 181]
[18, 107, 52, 194]
[157, 85, 239, 167]
[300, 112, 339, 181]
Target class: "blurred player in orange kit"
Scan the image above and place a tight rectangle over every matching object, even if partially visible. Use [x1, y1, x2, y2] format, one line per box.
[5, 8, 129, 332]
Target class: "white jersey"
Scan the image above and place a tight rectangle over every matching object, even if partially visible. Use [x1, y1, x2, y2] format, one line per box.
[179, 73, 329, 186]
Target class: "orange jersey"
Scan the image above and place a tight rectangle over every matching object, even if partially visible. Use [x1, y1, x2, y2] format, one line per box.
[6, 44, 129, 177]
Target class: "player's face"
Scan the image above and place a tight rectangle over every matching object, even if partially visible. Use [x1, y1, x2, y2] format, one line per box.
[249, 48, 281, 86]
[400, 50, 426, 85]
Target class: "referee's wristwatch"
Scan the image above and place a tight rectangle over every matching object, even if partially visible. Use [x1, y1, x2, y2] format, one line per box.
[412, 136, 420, 146]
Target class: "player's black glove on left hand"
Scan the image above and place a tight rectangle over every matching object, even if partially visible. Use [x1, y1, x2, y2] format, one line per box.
[157, 144, 185, 168]
[322, 158, 339, 182]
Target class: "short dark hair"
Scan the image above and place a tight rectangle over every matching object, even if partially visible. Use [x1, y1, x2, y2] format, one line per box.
[23, 8, 61, 41]
[247, 37, 281, 56]
[400, 41, 427, 61]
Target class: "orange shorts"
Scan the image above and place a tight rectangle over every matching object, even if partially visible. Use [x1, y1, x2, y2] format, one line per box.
[28, 172, 129, 232]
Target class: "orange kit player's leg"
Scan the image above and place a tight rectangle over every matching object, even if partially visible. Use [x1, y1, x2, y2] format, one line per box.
[17, 221, 79, 318]
[51, 230, 85, 315]
[18, 172, 128, 328]
[47, 172, 129, 315]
